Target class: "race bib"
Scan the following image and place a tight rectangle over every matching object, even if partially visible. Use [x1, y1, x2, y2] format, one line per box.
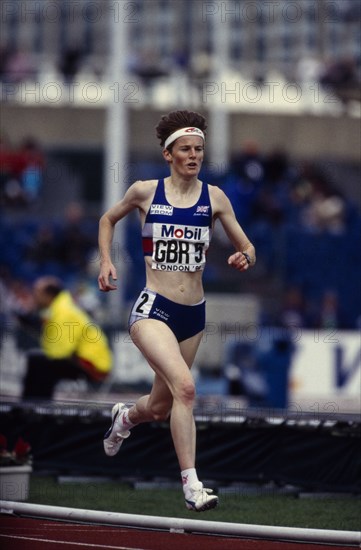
[151, 223, 210, 272]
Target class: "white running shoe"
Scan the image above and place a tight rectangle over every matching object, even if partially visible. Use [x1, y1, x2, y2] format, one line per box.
[103, 403, 131, 457]
[185, 481, 219, 512]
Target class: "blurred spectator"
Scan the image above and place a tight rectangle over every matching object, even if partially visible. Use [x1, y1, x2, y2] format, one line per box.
[58, 47, 83, 85]
[224, 330, 294, 409]
[291, 164, 347, 234]
[128, 50, 169, 94]
[0, 135, 13, 187]
[21, 276, 113, 399]
[189, 49, 213, 92]
[2, 48, 36, 84]
[221, 173, 259, 227]
[0, 136, 25, 207]
[279, 287, 308, 329]
[264, 150, 290, 184]
[0, 273, 39, 351]
[57, 202, 96, 272]
[0, 45, 11, 82]
[0, 176, 27, 207]
[0, 136, 45, 206]
[306, 195, 346, 234]
[334, 0, 361, 21]
[172, 48, 190, 72]
[6, 279, 34, 313]
[233, 140, 265, 185]
[26, 224, 59, 265]
[296, 55, 323, 87]
[252, 150, 294, 226]
[224, 341, 267, 401]
[23, 202, 98, 278]
[312, 290, 345, 330]
[319, 57, 360, 106]
[0, 272, 33, 325]
[17, 138, 45, 202]
[224, 140, 264, 225]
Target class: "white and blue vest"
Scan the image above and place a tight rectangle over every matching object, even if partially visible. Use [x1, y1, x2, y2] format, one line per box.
[142, 179, 212, 272]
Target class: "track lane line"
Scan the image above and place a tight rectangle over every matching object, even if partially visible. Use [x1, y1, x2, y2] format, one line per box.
[0, 534, 147, 550]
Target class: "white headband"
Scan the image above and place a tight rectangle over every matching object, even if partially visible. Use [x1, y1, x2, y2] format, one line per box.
[164, 127, 205, 149]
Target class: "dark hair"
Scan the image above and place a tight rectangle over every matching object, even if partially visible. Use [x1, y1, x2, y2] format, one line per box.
[35, 276, 64, 298]
[44, 283, 63, 298]
[155, 110, 207, 149]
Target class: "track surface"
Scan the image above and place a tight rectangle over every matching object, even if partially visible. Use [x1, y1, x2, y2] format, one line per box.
[0, 516, 354, 550]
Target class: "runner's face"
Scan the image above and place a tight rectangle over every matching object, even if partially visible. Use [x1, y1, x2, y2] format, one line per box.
[165, 136, 204, 177]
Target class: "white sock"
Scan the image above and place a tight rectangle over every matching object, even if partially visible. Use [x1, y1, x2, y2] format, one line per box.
[118, 408, 136, 430]
[181, 468, 199, 496]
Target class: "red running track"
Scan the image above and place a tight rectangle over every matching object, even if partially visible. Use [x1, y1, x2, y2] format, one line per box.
[0, 516, 353, 550]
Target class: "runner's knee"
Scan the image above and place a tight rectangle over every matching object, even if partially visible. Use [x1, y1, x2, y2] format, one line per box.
[174, 378, 196, 406]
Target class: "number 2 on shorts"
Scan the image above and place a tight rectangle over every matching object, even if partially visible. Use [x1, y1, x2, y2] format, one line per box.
[135, 292, 149, 314]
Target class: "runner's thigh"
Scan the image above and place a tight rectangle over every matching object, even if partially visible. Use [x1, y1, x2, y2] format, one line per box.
[130, 319, 192, 390]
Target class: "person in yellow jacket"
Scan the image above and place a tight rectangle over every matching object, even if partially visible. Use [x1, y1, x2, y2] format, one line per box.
[22, 276, 112, 399]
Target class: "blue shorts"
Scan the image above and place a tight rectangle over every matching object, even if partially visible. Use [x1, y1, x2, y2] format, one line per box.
[128, 288, 206, 342]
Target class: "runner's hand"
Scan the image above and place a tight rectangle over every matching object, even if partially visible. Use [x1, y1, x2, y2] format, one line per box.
[227, 251, 250, 272]
[98, 262, 118, 291]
